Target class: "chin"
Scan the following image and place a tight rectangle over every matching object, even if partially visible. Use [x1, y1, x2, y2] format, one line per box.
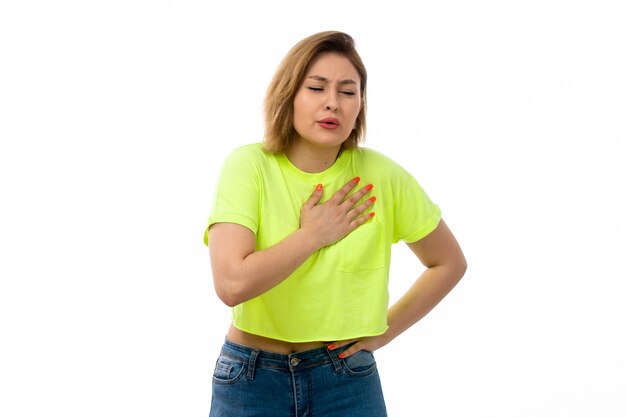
[314, 134, 350, 147]
[314, 140, 347, 150]
[293, 130, 350, 150]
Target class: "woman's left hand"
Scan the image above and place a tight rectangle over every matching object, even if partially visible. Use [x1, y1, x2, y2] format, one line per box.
[327, 333, 390, 358]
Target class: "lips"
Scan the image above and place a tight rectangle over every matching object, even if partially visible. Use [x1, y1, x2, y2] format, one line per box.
[318, 117, 340, 129]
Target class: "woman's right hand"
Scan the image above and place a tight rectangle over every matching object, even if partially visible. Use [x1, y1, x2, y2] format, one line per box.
[210, 177, 376, 306]
[299, 177, 376, 250]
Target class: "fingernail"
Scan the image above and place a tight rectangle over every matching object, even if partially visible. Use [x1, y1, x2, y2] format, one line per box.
[365, 184, 373, 190]
[316, 183, 323, 191]
[369, 212, 376, 218]
[338, 353, 346, 359]
[327, 344, 335, 350]
[369, 196, 376, 203]
[352, 177, 361, 183]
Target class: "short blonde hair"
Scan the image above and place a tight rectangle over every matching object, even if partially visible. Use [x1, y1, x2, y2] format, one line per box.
[263, 31, 367, 153]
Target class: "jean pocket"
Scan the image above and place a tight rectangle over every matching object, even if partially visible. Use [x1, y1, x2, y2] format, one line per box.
[212, 354, 246, 385]
[341, 350, 377, 377]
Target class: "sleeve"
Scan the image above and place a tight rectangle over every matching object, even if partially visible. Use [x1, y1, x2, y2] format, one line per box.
[203, 146, 262, 246]
[390, 161, 442, 244]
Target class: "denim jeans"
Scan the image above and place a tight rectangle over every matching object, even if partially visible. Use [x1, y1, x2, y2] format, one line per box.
[209, 339, 387, 417]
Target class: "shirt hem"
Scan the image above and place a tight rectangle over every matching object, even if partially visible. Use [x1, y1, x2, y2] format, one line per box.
[232, 321, 389, 343]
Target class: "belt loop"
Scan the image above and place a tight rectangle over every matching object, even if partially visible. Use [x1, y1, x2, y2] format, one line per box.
[327, 347, 342, 374]
[246, 349, 260, 380]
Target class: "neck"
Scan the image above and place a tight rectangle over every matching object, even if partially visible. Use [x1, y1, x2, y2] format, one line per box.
[285, 141, 342, 173]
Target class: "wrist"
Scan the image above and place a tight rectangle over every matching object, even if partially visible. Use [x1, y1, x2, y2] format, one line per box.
[294, 227, 323, 254]
[379, 328, 394, 348]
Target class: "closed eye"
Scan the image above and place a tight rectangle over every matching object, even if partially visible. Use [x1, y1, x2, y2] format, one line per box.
[307, 86, 356, 96]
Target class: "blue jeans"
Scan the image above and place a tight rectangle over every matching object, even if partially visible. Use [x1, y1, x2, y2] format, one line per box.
[209, 339, 387, 417]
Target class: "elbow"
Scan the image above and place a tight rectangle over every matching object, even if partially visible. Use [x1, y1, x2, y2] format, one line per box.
[216, 292, 240, 308]
[214, 276, 246, 308]
[438, 253, 467, 284]
[211, 259, 257, 307]
[455, 255, 468, 281]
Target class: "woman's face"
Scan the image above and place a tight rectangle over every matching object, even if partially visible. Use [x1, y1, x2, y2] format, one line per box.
[292, 52, 362, 151]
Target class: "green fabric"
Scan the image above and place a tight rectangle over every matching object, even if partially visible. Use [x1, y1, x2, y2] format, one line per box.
[205, 143, 441, 342]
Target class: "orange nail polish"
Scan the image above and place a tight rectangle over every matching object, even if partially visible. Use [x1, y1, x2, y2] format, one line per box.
[316, 184, 323, 191]
[369, 212, 376, 218]
[327, 344, 335, 350]
[365, 184, 373, 190]
[338, 353, 346, 359]
[352, 177, 361, 183]
[369, 196, 376, 203]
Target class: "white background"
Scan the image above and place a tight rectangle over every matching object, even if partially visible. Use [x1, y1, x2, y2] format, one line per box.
[1, 1, 625, 416]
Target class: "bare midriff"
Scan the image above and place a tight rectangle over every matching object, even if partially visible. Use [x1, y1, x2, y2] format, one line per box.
[226, 324, 329, 354]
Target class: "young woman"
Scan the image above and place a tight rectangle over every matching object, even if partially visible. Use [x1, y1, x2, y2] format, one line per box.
[205, 31, 467, 417]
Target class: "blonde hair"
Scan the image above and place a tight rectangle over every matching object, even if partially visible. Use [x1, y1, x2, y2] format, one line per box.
[263, 31, 367, 153]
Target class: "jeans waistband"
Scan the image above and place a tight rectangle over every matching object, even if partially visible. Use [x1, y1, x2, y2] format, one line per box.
[220, 338, 349, 376]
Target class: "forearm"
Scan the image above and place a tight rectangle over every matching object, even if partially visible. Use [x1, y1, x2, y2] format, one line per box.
[212, 228, 319, 307]
[385, 263, 465, 343]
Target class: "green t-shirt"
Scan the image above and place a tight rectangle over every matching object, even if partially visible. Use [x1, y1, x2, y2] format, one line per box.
[205, 143, 441, 342]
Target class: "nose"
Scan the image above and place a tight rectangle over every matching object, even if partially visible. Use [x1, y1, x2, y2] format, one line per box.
[325, 92, 339, 112]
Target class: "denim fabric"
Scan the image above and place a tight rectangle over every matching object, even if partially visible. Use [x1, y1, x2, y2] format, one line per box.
[209, 339, 387, 417]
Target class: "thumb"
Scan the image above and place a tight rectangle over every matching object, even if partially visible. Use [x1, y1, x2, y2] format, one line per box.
[303, 183, 323, 209]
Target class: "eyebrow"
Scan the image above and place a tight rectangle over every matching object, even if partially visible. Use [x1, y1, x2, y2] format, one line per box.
[307, 75, 357, 85]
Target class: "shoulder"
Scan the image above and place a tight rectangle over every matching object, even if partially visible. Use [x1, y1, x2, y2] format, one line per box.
[348, 147, 409, 176]
[222, 143, 276, 168]
[227, 142, 268, 160]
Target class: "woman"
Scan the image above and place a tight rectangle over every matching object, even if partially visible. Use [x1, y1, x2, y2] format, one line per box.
[205, 31, 467, 417]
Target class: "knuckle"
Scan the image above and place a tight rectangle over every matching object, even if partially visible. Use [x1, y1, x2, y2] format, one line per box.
[347, 195, 360, 206]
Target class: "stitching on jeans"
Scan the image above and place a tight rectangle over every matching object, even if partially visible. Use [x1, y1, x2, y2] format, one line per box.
[246, 349, 260, 380]
[327, 347, 343, 374]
